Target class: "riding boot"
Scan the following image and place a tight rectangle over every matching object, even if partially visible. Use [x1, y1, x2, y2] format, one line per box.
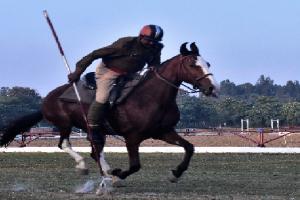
[87, 101, 108, 159]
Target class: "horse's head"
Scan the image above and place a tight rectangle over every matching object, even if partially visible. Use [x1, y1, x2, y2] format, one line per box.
[179, 42, 219, 97]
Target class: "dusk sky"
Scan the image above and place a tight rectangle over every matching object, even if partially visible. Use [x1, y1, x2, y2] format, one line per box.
[0, 0, 299, 96]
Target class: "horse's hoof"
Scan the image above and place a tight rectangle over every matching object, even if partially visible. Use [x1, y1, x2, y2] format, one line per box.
[96, 187, 113, 196]
[96, 177, 114, 197]
[168, 171, 179, 183]
[77, 168, 89, 175]
[75, 180, 95, 193]
[96, 188, 113, 198]
[112, 176, 126, 187]
[108, 168, 122, 176]
[168, 176, 178, 183]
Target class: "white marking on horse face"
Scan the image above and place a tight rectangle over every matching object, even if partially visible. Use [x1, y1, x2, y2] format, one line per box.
[196, 56, 219, 91]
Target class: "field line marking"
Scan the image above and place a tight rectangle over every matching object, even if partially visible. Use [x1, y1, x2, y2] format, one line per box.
[0, 147, 300, 153]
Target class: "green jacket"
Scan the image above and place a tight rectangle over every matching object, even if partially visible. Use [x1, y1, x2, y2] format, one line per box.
[75, 36, 163, 74]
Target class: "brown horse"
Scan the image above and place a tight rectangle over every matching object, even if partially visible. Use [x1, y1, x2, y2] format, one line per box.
[0, 42, 218, 192]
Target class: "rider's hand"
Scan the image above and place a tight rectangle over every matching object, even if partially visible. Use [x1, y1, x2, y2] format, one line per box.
[68, 72, 80, 83]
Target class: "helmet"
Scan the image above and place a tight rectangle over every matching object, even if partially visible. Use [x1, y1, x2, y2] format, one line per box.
[139, 25, 163, 42]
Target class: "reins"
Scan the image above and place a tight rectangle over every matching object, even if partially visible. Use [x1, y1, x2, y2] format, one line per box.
[150, 56, 213, 94]
[152, 68, 199, 93]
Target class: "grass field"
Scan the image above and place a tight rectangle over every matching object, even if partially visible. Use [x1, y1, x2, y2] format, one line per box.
[0, 153, 299, 200]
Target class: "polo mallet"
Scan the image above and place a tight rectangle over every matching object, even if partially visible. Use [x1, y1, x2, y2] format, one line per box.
[43, 10, 104, 175]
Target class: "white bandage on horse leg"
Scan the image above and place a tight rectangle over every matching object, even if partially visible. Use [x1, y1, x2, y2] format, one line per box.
[99, 151, 111, 176]
[62, 139, 86, 169]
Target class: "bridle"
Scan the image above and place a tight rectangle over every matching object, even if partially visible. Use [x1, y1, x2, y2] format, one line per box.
[150, 55, 213, 94]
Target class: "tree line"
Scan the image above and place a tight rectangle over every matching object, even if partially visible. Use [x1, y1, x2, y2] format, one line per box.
[1, 75, 300, 129]
[220, 75, 300, 102]
[178, 75, 300, 128]
[0, 87, 42, 128]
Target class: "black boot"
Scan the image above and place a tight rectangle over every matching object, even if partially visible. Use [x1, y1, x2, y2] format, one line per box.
[87, 101, 109, 128]
[87, 101, 108, 159]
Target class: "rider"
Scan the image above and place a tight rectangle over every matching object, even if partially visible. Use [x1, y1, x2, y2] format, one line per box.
[68, 25, 164, 150]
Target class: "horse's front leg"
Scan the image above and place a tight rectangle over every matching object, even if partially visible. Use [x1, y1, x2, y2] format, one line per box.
[90, 133, 115, 196]
[158, 130, 194, 182]
[89, 137, 111, 176]
[110, 140, 141, 180]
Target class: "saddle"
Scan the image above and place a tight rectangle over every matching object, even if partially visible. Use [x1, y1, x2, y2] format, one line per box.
[59, 72, 142, 106]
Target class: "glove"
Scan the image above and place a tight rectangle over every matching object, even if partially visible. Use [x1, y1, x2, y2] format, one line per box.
[68, 72, 81, 83]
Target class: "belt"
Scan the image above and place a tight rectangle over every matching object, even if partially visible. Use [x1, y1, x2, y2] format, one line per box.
[108, 66, 128, 75]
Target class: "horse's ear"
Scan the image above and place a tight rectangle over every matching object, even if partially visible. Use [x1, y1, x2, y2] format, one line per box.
[190, 42, 200, 56]
[180, 42, 190, 56]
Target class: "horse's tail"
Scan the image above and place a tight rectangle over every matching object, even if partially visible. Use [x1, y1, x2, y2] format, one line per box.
[0, 111, 43, 147]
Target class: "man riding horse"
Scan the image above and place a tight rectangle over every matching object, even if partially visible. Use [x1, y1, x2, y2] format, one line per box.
[67, 25, 164, 155]
[0, 40, 218, 195]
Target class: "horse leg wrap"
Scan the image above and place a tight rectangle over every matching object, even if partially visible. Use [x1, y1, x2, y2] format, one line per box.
[61, 139, 88, 174]
[61, 139, 83, 163]
[100, 151, 111, 176]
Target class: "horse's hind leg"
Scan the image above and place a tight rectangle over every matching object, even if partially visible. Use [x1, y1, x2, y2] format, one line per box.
[158, 130, 194, 182]
[59, 128, 88, 175]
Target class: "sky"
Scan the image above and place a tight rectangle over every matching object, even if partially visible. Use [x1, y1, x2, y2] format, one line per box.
[0, 0, 299, 97]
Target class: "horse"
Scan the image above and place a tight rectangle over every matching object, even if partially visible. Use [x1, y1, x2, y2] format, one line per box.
[0, 42, 218, 193]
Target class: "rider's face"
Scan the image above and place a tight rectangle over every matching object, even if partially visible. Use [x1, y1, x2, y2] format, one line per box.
[140, 37, 156, 48]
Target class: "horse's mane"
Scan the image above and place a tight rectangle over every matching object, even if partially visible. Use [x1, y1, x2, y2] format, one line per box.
[138, 54, 181, 88]
[159, 54, 180, 67]
[140, 54, 179, 83]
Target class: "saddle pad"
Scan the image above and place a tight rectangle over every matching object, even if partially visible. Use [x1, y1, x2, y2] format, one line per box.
[59, 76, 141, 105]
[59, 81, 95, 104]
